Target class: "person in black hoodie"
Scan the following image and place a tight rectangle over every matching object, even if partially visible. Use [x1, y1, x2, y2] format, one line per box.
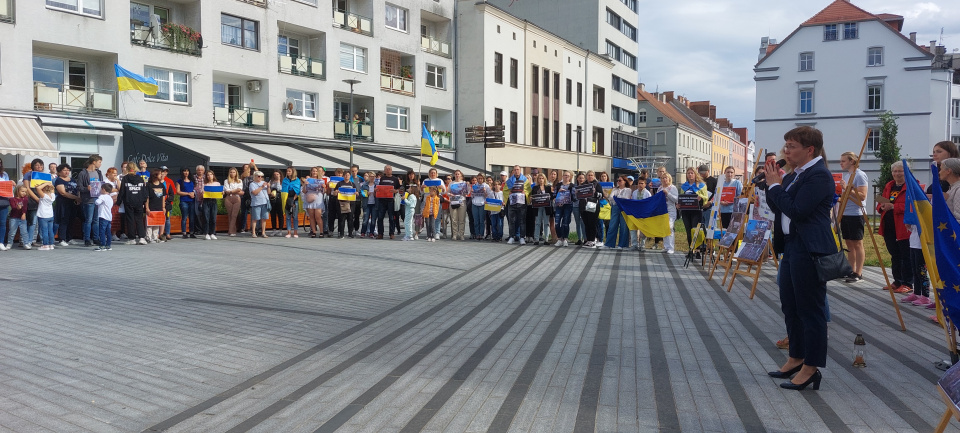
[118, 162, 147, 245]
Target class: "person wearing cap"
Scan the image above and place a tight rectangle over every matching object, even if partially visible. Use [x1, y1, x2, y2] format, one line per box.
[248, 171, 270, 237]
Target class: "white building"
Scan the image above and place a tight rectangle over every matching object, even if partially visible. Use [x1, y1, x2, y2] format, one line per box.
[754, 0, 956, 200]
[0, 0, 481, 178]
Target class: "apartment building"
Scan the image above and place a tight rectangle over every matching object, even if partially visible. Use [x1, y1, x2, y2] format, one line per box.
[0, 0, 481, 178]
[636, 88, 711, 180]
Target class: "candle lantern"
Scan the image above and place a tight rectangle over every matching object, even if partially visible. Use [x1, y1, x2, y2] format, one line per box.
[853, 333, 866, 368]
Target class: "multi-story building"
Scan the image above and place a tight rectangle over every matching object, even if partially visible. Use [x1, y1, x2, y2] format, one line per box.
[480, 0, 644, 175]
[455, 0, 644, 175]
[754, 0, 956, 203]
[0, 0, 482, 178]
[688, 101, 748, 177]
[636, 88, 711, 179]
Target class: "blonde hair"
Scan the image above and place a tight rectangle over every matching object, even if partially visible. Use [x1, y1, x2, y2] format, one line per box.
[685, 167, 703, 184]
[841, 151, 859, 164]
[661, 173, 673, 187]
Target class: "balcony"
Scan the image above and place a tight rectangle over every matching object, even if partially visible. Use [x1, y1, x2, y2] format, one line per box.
[278, 54, 325, 80]
[333, 9, 372, 37]
[431, 133, 452, 149]
[420, 36, 450, 58]
[34, 82, 117, 118]
[131, 24, 202, 57]
[0, 0, 13, 23]
[237, 0, 266, 7]
[334, 120, 373, 142]
[380, 73, 414, 96]
[214, 105, 268, 130]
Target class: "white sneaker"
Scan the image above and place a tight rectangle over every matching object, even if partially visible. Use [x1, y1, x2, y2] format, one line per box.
[211, 234, 218, 240]
[111, 234, 120, 241]
[554, 240, 563, 247]
[507, 238, 515, 244]
[126, 240, 137, 245]
[0, 244, 6, 251]
[23, 244, 31, 250]
[519, 238, 526, 245]
[57, 241, 68, 247]
[435, 233, 441, 240]
[205, 234, 211, 240]
[138, 238, 148, 245]
[563, 239, 569, 247]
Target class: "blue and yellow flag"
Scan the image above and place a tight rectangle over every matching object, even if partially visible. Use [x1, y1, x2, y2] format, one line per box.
[903, 161, 933, 246]
[337, 186, 356, 201]
[613, 192, 671, 238]
[115, 64, 158, 95]
[929, 164, 960, 328]
[484, 198, 502, 212]
[202, 185, 223, 199]
[421, 124, 439, 166]
[29, 171, 53, 188]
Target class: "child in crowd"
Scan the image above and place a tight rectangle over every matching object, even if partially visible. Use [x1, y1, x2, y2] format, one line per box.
[423, 186, 440, 242]
[489, 180, 504, 242]
[36, 183, 56, 250]
[95, 184, 114, 251]
[631, 178, 651, 250]
[403, 185, 419, 241]
[5, 185, 29, 250]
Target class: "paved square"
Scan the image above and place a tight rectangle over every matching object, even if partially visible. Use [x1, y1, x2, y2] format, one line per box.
[0, 237, 952, 432]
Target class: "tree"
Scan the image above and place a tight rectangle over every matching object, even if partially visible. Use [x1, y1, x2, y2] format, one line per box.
[873, 110, 900, 189]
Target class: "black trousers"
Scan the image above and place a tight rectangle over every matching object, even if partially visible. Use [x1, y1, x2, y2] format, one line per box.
[270, 199, 284, 230]
[780, 236, 828, 368]
[680, 210, 703, 248]
[376, 198, 396, 236]
[339, 203, 354, 236]
[237, 198, 250, 232]
[580, 204, 599, 241]
[525, 203, 537, 238]
[883, 230, 913, 287]
[125, 209, 146, 239]
[352, 199, 361, 230]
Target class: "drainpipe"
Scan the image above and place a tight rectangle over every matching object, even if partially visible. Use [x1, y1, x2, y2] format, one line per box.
[583, 50, 589, 172]
[453, 0, 459, 165]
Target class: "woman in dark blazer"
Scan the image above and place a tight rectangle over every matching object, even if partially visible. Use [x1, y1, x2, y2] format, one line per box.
[763, 126, 836, 391]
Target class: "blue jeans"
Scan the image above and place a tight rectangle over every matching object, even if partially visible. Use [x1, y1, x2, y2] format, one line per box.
[533, 207, 549, 242]
[180, 201, 194, 234]
[26, 210, 37, 245]
[38, 217, 54, 246]
[0, 206, 8, 243]
[604, 204, 629, 248]
[7, 217, 26, 246]
[490, 212, 503, 240]
[508, 204, 525, 240]
[572, 206, 584, 241]
[555, 204, 572, 240]
[81, 202, 96, 241]
[376, 198, 396, 236]
[472, 204, 486, 238]
[362, 202, 377, 234]
[99, 218, 112, 248]
[202, 200, 218, 235]
[286, 209, 299, 232]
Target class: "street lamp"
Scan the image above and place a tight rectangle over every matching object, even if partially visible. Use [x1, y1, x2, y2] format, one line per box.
[343, 79, 361, 167]
[574, 126, 583, 173]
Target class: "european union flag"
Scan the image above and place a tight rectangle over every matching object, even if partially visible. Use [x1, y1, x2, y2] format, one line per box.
[929, 164, 960, 328]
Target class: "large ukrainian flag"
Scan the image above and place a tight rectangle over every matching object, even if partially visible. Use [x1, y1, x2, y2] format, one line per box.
[421, 124, 439, 166]
[614, 192, 671, 238]
[115, 64, 158, 95]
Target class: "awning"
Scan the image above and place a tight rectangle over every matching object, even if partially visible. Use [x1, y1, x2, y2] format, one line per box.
[0, 115, 59, 158]
[238, 142, 350, 171]
[39, 116, 124, 137]
[159, 135, 288, 169]
[123, 124, 207, 170]
[365, 150, 484, 175]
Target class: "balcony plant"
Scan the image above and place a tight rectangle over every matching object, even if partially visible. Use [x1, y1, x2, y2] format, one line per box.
[400, 65, 413, 79]
[161, 23, 202, 53]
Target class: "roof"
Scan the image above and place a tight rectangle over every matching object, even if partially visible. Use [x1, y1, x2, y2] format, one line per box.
[802, 0, 876, 26]
[636, 89, 711, 139]
[670, 101, 713, 137]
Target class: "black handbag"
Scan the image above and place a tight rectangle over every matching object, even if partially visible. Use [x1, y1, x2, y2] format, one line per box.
[813, 251, 853, 283]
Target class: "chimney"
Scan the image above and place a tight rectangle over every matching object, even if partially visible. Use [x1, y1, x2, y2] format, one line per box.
[638, 83, 645, 92]
[709, 105, 717, 121]
[909, 32, 916, 43]
[931, 41, 938, 51]
[663, 91, 674, 102]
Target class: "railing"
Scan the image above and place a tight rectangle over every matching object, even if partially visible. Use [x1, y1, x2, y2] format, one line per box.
[278, 54, 325, 80]
[333, 9, 372, 36]
[380, 73, 414, 96]
[33, 82, 117, 118]
[130, 25, 202, 57]
[420, 36, 451, 58]
[432, 134, 453, 149]
[237, 0, 266, 7]
[213, 105, 269, 130]
[334, 120, 373, 142]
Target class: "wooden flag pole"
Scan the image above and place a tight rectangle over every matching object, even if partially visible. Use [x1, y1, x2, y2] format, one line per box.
[851, 192, 906, 331]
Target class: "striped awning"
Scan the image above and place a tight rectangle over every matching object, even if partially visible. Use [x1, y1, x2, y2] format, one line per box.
[0, 116, 59, 158]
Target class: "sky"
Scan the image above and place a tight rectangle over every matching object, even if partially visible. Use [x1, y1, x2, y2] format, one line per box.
[635, 0, 959, 141]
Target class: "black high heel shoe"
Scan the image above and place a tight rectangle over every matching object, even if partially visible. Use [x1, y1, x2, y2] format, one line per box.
[767, 364, 802, 379]
[780, 370, 822, 390]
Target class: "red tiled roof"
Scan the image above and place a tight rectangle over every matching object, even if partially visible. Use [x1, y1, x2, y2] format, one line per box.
[802, 0, 877, 26]
[637, 89, 702, 134]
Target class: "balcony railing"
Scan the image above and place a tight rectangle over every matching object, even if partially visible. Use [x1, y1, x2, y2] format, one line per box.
[432, 134, 453, 149]
[333, 9, 372, 36]
[214, 105, 269, 130]
[237, 0, 266, 7]
[420, 36, 451, 58]
[278, 54, 325, 80]
[33, 82, 117, 118]
[130, 25, 202, 57]
[334, 120, 373, 142]
[380, 73, 414, 96]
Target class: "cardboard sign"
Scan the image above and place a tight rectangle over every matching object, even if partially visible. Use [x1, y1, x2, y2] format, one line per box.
[472, 184, 485, 195]
[375, 184, 395, 199]
[484, 198, 503, 212]
[424, 178, 443, 193]
[29, 171, 53, 187]
[0, 180, 14, 197]
[678, 194, 701, 210]
[448, 181, 466, 195]
[89, 180, 103, 197]
[203, 185, 223, 199]
[833, 173, 844, 195]
[147, 210, 165, 226]
[531, 193, 550, 208]
[337, 186, 357, 201]
[721, 187, 736, 203]
[575, 183, 595, 199]
[555, 188, 571, 206]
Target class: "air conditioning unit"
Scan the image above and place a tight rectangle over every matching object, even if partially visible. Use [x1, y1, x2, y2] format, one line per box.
[246, 80, 262, 92]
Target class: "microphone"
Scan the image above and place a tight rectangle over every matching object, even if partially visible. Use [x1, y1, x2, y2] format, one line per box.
[752, 159, 786, 184]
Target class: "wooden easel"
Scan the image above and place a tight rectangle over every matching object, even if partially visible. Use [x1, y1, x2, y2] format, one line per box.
[835, 130, 906, 331]
[935, 386, 959, 433]
[727, 239, 772, 299]
[709, 148, 767, 283]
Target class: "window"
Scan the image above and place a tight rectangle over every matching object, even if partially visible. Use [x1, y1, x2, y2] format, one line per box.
[386, 105, 409, 130]
[46, 0, 102, 17]
[553, 120, 559, 149]
[799, 52, 814, 71]
[543, 118, 549, 148]
[953, 136, 960, 145]
[532, 116, 539, 146]
[286, 89, 317, 119]
[868, 47, 883, 66]
[843, 22, 858, 39]
[494, 52, 503, 84]
[278, 35, 300, 57]
[384, 4, 407, 32]
[531, 65, 539, 93]
[607, 10, 637, 41]
[426, 64, 445, 88]
[566, 79, 572, 104]
[494, 108, 503, 126]
[144, 67, 188, 103]
[656, 116, 663, 122]
[799, 89, 814, 114]
[866, 127, 880, 152]
[576, 82, 582, 107]
[953, 99, 960, 118]
[611, 75, 636, 97]
[619, 0, 637, 13]
[543, 69, 549, 98]
[867, 85, 882, 110]
[621, 51, 637, 70]
[824, 24, 837, 41]
[638, 110, 646, 123]
[213, 83, 241, 108]
[509, 58, 518, 88]
[592, 86, 605, 112]
[339, 43, 366, 72]
[655, 132, 665, 145]
[566, 124, 572, 151]
[222, 14, 259, 50]
[553, 73, 560, 102]
[611, 106, 636, 126]
[510, 111, 518, 143]
[131, 3, 168, 28]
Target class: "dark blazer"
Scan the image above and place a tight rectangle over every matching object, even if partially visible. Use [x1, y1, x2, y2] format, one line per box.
[766, 158, 837, 256]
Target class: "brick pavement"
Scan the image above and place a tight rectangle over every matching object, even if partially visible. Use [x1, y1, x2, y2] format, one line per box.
[0, 237, 954, 432]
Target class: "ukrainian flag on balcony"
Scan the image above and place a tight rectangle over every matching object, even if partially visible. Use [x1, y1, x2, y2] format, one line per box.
[421, 124, 439, 166]
[613, 192, 671, 238]
[115, 64, 158, 95]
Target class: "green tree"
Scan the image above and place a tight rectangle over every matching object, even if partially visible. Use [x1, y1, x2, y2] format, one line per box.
[873, 110, 900, 189]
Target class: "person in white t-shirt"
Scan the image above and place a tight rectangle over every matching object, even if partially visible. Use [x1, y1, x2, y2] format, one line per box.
[95, 184, 115, 251]
[36, 184, 56, 250]
[838, 151, 869, 283]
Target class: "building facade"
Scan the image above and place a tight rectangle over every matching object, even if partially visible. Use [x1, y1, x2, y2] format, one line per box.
[636, 88, 711, 180]
[754, 0, 956, 203]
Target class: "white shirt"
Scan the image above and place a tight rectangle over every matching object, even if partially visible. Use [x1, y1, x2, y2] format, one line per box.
[770, 156, 821, 235]
[95, 194, 114, 220]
